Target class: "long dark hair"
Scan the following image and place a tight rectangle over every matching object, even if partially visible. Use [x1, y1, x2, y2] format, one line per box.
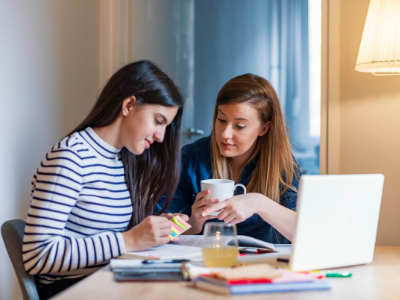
[68, 60, 183, 229]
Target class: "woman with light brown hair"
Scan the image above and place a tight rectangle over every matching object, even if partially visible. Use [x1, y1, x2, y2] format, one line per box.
[155, 73, 300, 243]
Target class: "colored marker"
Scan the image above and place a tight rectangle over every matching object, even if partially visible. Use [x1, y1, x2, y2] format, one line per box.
[142, 259, 189, 264]
[325, 272, 352, 278]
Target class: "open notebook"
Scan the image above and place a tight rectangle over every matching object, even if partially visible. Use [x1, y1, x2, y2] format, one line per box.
[116, 243, 203, 261]
[175, 235, 275, 250]
[110, 236, 281, 282]
[115, 235, 275, 261]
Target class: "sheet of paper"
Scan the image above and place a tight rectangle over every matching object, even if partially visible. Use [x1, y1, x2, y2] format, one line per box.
[124, 243, 203, 260]
[237, 244, 292, 265]
[173, 235, 204, 247]
[110, 259, 143, 268]
[182, 262, 229, 279]
[117, 236, 291, 264]
[274, 244, 292, 254]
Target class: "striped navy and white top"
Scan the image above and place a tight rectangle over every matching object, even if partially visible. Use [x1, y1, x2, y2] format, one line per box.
[23, 127, 132, 284]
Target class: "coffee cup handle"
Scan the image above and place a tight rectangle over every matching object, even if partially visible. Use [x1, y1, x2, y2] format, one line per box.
[234, 184, 247, 194]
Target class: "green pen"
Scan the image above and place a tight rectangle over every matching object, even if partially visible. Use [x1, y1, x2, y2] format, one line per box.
[325, 272, 352, 278]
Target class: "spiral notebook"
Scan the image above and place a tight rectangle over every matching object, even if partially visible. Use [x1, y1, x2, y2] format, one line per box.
[114, 271, 185, 282]
[111, 259, 187, 281]
[110, 259, 182, 272]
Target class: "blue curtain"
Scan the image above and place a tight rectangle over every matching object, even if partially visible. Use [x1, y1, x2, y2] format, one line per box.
[194, 0, 319, 174]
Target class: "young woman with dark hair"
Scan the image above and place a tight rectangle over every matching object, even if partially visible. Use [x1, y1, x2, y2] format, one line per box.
[155, 73, 300, 244]
[22, 60, 185, 299]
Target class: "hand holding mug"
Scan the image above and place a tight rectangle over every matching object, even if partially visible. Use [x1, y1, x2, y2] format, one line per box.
[202, 193, 265, 225]
[200, 179, 247, 216]
[186, 190, 219, 234]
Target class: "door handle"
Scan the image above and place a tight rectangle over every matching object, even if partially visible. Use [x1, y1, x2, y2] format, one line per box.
[188, 127, 204, 139]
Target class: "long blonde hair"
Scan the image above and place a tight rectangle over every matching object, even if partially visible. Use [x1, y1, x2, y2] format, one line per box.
[211, 74, 299, 202]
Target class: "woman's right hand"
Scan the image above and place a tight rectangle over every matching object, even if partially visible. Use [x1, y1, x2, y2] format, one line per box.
[185, 190, 219, 234]
[121, 216, 171, 252]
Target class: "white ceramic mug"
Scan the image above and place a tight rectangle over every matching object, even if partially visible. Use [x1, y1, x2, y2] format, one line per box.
[200, 179, 247, 216]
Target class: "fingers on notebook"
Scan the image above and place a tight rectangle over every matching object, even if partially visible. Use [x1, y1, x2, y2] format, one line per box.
[160, 226, 173, 235]
[170, 236, 180, 242]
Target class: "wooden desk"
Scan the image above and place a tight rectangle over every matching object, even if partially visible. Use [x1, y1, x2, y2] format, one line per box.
[52, 247, 400, 300]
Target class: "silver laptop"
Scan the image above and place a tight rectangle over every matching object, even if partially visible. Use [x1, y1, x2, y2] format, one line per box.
[289, 174, 384, 271]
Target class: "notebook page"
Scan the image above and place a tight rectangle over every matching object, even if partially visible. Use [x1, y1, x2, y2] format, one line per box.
[121, 243, 203, 261]
[173, 235, 204, 247]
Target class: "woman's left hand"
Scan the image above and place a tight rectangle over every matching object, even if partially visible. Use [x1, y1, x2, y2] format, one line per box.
[201, 193, 265, 224]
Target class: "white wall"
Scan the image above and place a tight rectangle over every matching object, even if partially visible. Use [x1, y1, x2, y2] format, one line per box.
[129, 0, 194, 145]
[0, 1, 194, 298]
[338, 0, 400, 246]
[0, 1, 100, 299]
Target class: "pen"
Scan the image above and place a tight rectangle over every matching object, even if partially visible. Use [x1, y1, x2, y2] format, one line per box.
[244, 248, 258, 253]
[238, 253, 258, 257]
[142, 259, 189, 264]
[257, 248, 273, 253]
[325, 272, 352, 278]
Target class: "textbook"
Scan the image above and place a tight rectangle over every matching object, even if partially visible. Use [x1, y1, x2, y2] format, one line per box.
[194, 277, 331, 295]
[193, 265, 330, 295]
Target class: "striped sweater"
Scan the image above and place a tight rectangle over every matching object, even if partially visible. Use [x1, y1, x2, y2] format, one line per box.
[23, 127, 132, 284]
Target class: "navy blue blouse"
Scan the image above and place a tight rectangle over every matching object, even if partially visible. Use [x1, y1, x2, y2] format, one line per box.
[154, 136, 300, 244]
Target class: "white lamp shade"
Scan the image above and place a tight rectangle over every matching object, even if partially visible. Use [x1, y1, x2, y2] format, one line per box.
[355, 0, 400, 74]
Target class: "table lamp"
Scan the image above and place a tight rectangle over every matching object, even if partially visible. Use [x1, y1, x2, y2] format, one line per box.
[355, 0, 400, 75]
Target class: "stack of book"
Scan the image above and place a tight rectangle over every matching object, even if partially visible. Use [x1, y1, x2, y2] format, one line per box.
[193, 264, 331, 295]
[110, 258, 187, 282]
